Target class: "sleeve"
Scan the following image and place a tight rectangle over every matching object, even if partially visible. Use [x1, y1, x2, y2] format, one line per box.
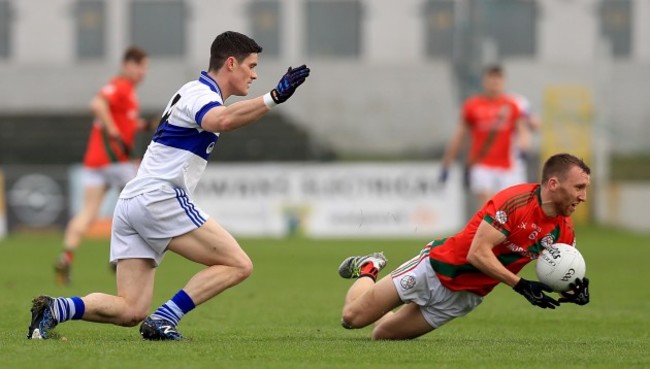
[99, 80, 124, 107]
[481, 190, 524, 237]
[190, 92, 223, 127]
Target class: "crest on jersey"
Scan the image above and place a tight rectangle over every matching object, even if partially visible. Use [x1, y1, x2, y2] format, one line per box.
[400, 275, 416, 290]
[540, 234, 555, 249]
[495, 210, 508, 225]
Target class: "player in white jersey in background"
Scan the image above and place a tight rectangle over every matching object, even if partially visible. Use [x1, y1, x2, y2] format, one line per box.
[509, 93, 541, 184]
[27, 31, 310, 340]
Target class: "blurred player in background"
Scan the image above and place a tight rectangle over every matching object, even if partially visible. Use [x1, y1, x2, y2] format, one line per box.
[439, 65, 530, 208]
[28, 31, 310, 341]
[55, 46, 150, 285]
[509, 92, 541, 184]
[337, 153, 591, 340]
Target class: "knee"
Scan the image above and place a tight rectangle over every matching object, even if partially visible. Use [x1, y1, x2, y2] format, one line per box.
[117, 308, 149, 327]
[371, 325, 396, 341]
[233, 257, 253, 283]
[341, 306, 368, 330]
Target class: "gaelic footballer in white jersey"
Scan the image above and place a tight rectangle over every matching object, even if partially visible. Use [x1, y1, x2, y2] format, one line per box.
[121, 71, 224, 199]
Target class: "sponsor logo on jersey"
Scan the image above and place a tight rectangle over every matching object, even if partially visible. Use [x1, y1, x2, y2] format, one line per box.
[503, 240, 537, 260]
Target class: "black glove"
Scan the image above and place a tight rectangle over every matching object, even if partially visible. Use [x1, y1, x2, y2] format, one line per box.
[271, 65, 310, 104]
[558, 277, 590, 305]
[513, 278, 560, 309]
[518, 150, 528, 162]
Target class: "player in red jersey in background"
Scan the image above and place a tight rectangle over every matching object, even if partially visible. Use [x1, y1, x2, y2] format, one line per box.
[55, 47, 150, 285]
[439, 65, 531, 208]
[337, 153, 591, 340]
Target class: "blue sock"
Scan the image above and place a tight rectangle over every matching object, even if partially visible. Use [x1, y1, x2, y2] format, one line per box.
[151, 289, 195, 326]
[51, 297, 85, 322]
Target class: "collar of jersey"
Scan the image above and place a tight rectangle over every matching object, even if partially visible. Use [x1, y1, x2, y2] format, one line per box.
[535, 184, 542, 205]
[199, 71, 223, 99]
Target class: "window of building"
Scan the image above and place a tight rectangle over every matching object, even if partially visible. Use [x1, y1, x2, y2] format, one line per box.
[599, 0, 632, 57]
[0, 1, 12, 58]
[306, 0, 362, 57]
[482, 0, 537, 58]
[76, 1, 105, 59]
[424, 0, 455, 59]
[249, 0, 281, 57]
[131, 0, 185, 57]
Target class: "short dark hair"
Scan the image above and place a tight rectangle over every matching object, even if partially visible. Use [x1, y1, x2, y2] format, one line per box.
[484, 64, 503, 76]
[541, 153, 591, 184]
[208, 31, 263, 71]
[123, 46, 148, 63]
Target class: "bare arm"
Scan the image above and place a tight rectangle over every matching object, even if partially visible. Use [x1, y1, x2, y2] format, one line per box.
[516, 117, 531, 154]
[200, 96, 271, 133]
[466, 220, 521, 287]
[90, 95, 120, 138]
[441, 118, 468, 168]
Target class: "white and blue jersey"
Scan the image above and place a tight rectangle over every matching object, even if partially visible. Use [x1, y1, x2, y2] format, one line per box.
[121, 72, 223, 198]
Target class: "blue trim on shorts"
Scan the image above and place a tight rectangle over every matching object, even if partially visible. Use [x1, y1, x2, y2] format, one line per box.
[174, 188, 205, 227]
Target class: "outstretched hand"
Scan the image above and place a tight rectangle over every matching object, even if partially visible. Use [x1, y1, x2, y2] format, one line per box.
[271, 65, 311, 104]
[513, 278, 560, 309]
[558, 277, 590, 305]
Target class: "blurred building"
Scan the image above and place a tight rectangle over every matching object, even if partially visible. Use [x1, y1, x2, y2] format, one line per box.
[0, 0, 648, 159]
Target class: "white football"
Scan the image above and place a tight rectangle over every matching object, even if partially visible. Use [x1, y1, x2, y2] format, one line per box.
[535, 243, 586, 292]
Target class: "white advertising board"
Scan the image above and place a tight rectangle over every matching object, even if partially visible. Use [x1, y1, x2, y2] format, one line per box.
[193, 163, 464, 238]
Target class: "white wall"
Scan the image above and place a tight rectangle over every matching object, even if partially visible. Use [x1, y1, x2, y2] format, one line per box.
[0, 0, 648, 155]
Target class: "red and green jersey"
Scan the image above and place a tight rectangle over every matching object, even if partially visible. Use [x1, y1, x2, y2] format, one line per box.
[462, 94, 521, 169]
[428, 183, 576, 296]
[83, 76, 140, 168]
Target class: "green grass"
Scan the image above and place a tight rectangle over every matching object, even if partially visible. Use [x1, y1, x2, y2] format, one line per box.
[0, 225, 648, 369]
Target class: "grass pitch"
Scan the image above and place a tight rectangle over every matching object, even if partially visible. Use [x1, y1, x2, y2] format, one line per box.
[0, 225, 648, 369]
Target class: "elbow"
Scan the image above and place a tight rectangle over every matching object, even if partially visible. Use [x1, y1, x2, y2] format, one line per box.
[89, 98, 101, 114]
[466, 250, 480, 267]
[202, 117, 234, 133]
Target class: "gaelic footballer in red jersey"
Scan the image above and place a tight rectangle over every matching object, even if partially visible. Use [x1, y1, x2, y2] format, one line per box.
[54, 47, 150, 286]
[439, 65, 532, 208]
[337, 153, 591, 340]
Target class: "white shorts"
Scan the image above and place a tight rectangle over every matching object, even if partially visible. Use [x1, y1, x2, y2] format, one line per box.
[469, 164, 521, 195]
[110, 187, 209, 266]
[511, 154, 528, 184]
[83, 162, 137, 189]
[391, 247, 483, 329]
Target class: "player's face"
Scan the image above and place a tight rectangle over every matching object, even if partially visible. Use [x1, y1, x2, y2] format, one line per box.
[483, 73, 504, 96]
[230, 53, 259, 96]
[551, 165, 590, 217]
[124, 58, 149, 85]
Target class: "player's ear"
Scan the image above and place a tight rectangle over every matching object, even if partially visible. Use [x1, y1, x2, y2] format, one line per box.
[226, 56, 237, 71]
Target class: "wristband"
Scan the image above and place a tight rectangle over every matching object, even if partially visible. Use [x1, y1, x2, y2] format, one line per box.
[263, 92, 277, 109]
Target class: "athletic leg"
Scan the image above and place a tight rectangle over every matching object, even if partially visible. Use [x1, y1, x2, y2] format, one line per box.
[81, 258, 156, 326]
[63, 185, 107, 251]
[341, 275, 403, 329]
[56, 185, 107, 285]
[371, 303, 434, 340]
[29, 258, 156, 339]
[166, 218, 253, 305]
[138, 218, 252, 340]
